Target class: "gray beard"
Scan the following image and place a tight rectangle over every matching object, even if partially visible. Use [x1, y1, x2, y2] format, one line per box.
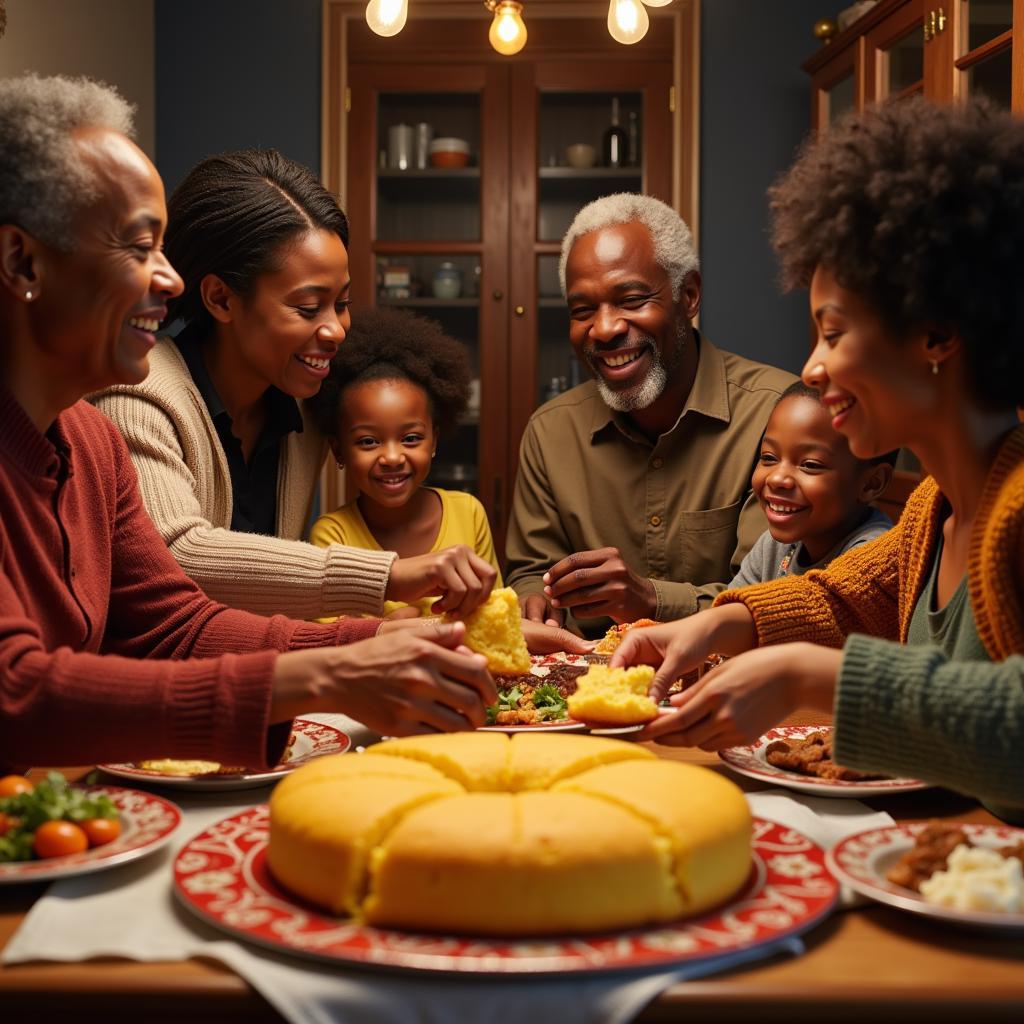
[588, 327, 684, 413]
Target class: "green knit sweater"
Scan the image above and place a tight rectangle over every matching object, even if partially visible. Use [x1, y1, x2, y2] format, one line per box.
[716, 426, 1024, 816]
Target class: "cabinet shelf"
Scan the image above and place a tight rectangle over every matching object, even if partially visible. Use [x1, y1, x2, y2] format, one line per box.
[537, 166, 642, 200]
[378, 296, 479, 308]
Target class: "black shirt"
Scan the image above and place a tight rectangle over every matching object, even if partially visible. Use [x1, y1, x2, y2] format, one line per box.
[175, 331, 303, 536]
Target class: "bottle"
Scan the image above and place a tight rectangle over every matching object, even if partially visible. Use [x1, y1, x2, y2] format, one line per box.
[627, 110, 640, 167]
[602, 97, 628, 169]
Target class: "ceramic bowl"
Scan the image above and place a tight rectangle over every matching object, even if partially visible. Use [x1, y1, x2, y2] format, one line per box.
[565, 143, 597, 169]
[429, 137, 471, 168]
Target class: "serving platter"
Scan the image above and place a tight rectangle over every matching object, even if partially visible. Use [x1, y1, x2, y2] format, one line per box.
[99, 718, 350, 791]
[0, 786, 180, 885]
[718, 726, 928, 798]
[827, 822, 1024, 931]
[174, 812, 838, 974]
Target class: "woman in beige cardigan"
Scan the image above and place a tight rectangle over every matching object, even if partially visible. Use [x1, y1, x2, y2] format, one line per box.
[93, 150, 505, 624]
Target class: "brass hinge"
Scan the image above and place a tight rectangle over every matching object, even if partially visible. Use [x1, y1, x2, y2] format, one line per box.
[924, 7, 946, 42]
[669, 86, 676, 113]
[344, 87, 351, 113]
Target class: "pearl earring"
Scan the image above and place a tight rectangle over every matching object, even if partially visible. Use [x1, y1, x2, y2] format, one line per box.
[930, 359, 939, 376]
[336, 461, 345, 470]
[25, 290, 33, 301]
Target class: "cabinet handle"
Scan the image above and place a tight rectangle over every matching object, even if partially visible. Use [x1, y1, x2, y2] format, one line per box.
[492, 289, 504, 301]
[514, 304, 525, 316]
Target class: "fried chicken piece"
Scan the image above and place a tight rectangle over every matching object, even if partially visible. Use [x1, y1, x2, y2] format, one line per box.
[886, 822, 972, 891]
[765, 732, 886, 781]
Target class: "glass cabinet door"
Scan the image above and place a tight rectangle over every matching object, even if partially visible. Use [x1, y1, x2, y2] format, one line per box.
[957, 0, 1014, 107]
[864, 0, 924, 103]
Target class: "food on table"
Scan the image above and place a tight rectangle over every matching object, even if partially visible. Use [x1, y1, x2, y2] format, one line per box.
[566, 664, 659, 726]
[268, 732, 752, 935]
[886, 820, 1024, 909]
[135, 759, 246, 776]
[0, 772, 120, 862]
[593, 618, 659, 655]
[448, 586, 530, 674]
[918, 844, 1024, 913]
[0, 775, 34, 798]
[765, 730, 887, 781]
[488, 656, 589, 725]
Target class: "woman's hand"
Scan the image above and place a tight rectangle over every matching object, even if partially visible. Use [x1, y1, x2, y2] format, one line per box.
[519, 618, 596, 656]
[612, 604, 759, 700]
[271, 621, 497, 735]
[639, 643, 841, 750]
[385, 546, 497, 618]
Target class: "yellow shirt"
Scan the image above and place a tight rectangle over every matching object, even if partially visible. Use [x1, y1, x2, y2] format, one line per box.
[309, 488, 502, 616]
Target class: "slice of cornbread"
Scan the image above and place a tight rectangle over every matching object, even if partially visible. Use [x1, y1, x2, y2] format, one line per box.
[566, 664, 659, 725]
[554, 760, 752, 915]
[363, 731, 510, 791]
[267, 771, 463, 916]
[363, 790, 682, 935]
[506, 731, 654, 791]
[450, 586, 530, 674]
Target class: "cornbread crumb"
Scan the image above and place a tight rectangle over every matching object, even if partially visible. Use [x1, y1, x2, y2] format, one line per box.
[449, 586, 530, 674]
[567, 664, 659, 725]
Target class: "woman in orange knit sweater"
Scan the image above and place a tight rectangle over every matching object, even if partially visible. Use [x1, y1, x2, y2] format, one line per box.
[614, 98, 1024, 819]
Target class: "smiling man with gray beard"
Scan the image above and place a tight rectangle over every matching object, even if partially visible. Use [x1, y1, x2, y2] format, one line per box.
[506, 194, 795, 637]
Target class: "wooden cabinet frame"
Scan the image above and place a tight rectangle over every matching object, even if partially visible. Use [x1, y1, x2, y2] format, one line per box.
[320, 0, 698, 547]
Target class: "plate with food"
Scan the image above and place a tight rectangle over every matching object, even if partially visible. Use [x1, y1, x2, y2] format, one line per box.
[717, 726, 928, 797]
[175, 805, 836, 974]
[99, 717, 350, 790]
[827, 820, 1024, 931]
[0, 772, 180, 884]
[481, 653, 592, 732]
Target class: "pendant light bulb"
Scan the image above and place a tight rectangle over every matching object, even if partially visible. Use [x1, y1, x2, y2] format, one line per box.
[607, 0, 650, 45]
[488, 1, 527, 56]
[640, 0, 674, 7]
[365, 0, 408, 38]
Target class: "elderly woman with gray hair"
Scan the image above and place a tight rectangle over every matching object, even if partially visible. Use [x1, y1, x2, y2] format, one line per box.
[0, 73, 496, 770]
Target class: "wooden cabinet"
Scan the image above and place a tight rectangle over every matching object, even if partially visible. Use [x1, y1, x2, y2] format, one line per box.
[322, 4, 696, 557]
[806, 0, 1023, 130]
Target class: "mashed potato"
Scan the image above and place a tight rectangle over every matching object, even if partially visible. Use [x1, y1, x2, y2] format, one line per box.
[919, 843, 1024, 913]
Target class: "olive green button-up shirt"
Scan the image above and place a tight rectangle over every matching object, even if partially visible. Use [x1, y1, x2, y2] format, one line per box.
[505, 335, 796, 633]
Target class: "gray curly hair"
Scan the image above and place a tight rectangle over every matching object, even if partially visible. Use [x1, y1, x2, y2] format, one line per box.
[0, 74, 135, 250]
[558, 193, 699, 299]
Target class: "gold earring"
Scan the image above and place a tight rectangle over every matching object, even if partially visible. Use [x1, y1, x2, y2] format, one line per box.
[930, 359, 939, 376]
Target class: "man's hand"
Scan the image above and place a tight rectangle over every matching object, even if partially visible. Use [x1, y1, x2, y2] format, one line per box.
[520, 618, 595, 655]
[386, 546, 497, 618]
[520, 592, 564, 627]
[271, 622, 497, 735]
[543, 548, 657, 624]
[638, 643, 841, 750]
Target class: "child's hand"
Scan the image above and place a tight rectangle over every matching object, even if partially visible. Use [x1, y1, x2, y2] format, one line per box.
[520, 619, 595, 656]
[385, 546, 497, 617]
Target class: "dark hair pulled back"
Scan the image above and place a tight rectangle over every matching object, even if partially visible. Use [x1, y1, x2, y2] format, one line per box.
[164, 148, 348, 334]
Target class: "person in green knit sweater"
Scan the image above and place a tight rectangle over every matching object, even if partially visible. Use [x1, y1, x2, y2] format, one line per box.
[613, 97, 1024, 821]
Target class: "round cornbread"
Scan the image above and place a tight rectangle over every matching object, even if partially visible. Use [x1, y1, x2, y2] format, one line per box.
[268, 733, 751, 936]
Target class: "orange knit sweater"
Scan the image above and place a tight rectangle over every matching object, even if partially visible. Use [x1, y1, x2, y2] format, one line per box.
[715, 425, 1024, 660]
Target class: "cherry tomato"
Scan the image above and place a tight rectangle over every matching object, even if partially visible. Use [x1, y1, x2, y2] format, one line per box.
[0, 775, 33, 798]
[81, 817, 121, 848]
[33, 820, 89, 859]
[0, 812, 15, 837]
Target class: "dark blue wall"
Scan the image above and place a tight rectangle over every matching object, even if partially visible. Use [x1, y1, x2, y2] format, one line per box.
[699, 1, 834, 372]
[154, 0, 322, 192]
[154, 0, 832, 372]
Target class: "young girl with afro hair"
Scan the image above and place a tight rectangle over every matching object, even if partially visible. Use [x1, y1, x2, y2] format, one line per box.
[307, 307, 501, 616]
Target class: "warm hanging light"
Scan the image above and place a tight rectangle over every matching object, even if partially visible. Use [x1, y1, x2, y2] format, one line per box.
[607, 0, 650, 45]
[365, 0, 408, 38]
[486, 0, 527, 56]
[640, 0, 674, 7]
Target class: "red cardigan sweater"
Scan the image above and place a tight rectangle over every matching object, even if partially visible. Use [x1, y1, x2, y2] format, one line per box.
[0, 388, 379, 769]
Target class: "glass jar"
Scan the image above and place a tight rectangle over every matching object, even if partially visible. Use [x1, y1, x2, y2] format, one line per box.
[431, 262, 462, 300]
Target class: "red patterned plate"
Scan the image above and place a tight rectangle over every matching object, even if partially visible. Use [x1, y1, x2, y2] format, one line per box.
[827, 822, 1024, 931]
[174, 812, 837, 974]
[99, 718, 350, 790]
[0, 786, 181, 885]
[718, 726, 927, 798]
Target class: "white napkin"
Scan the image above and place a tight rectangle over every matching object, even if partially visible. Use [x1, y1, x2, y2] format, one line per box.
[746, 789, 895, 907]
[10, 728, 903, 1024]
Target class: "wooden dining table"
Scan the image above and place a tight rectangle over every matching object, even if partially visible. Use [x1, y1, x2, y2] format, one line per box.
[3, 710, 1023, 1023]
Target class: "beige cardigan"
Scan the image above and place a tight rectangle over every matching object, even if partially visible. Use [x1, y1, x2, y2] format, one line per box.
[91, 340, 395, 618]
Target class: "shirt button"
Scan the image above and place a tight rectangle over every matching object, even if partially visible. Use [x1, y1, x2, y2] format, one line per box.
[651, 457, 663, 469]
[650, 515, 661, 527]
